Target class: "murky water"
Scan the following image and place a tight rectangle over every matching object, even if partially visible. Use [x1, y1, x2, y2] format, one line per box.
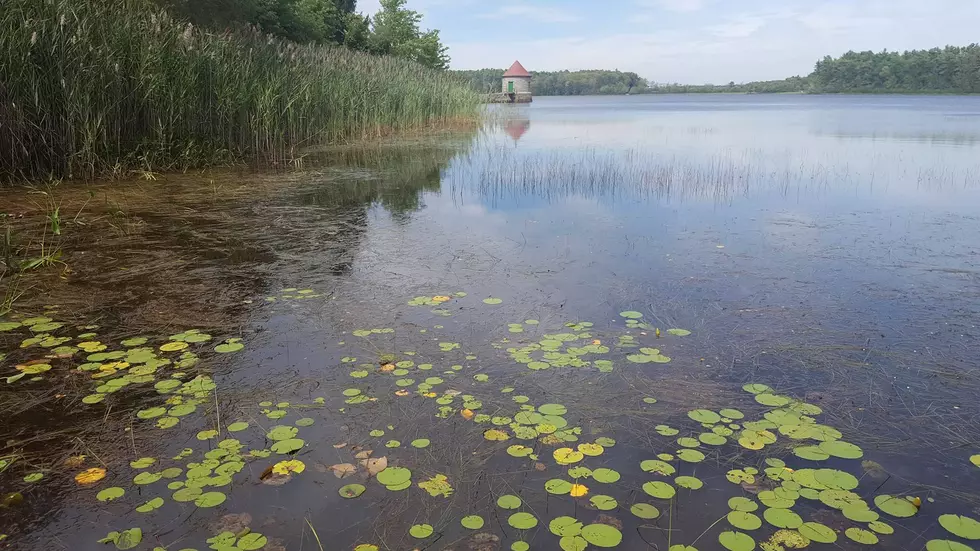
[2, 95, 980, 551]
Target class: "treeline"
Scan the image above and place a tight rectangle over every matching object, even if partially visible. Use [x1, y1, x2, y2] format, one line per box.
[648, 77, 809, 94]
[157, 0, 449, 69]
[809, 45, 980, 93]
[454, 69, 650, 95]
[0, 0, 478, 180]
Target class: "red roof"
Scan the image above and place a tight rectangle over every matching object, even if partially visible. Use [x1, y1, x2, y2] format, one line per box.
[503, 60, 531, 78]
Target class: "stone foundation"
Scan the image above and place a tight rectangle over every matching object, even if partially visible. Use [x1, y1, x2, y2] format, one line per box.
[487, 93, 533, 104]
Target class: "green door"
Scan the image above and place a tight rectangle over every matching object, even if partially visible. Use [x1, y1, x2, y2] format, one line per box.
[508, 81, 514, 93]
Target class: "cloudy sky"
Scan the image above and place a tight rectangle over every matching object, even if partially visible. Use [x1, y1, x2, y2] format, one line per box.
[357, 0, 980, 84]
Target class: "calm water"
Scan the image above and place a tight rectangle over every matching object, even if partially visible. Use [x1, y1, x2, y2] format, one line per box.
[3, 94, 980, 551]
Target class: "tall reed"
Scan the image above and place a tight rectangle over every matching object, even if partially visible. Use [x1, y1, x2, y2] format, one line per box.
[0, 0, 481, 181]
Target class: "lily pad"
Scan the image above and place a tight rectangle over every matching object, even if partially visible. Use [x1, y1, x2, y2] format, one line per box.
[676, 476, 704, 490]
[798, 522, 837, 543]
[940, 515, 980, 540]
[688, 409, 721, 424]
[719, 531, 756, 551]
[376, 467, 412, 486]
[576, 524, 620, 548]
[592, 468, 621, 483]
[97, 487, 125, 502]
[135, 497, 164, 513]
[482, 298, 503, 305]
[927, 542, 975, 551]
[339, 484, 366, 498]
[620, 311, 643, 319]
[409, 524, 434, 538]
[845, 528, 879, 545]
[631, 503, 660, 519]
[546, 479, 573, 495]
[497, 494, 522, 509]
[728, 512, 762, 531]
[874, 495, 918, 518]
[461, 515, 485, 530]
[643, 481, 676, 499]
[590, 495, 618, 510]
[508, 512, 538, 530]
[237, 533, 268, 550]
[764, 508, 803, 529]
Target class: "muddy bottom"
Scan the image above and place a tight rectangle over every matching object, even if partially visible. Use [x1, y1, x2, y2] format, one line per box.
[2, 95, 980, 551]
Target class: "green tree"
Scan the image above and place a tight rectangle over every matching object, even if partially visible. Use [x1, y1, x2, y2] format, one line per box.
[370, 0, 449, 69]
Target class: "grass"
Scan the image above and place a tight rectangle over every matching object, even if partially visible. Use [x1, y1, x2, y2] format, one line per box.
[0, 0, 481, 181]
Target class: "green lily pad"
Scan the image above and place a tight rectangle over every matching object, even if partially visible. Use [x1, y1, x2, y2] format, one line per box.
[676, 449, 705, 463]
[764, 508, 802, 529]
[115, 528, 143, 550]
[97, 487, 125, 502]
[172, 487, 203, 502]
[411, 438, 430, 448]
[590, 495, 618, 510]
[927, 542, 975, 551]
[819, 440, 863, 459]
[237, 533, 268, 550]
[667, 328, 691, 336]
[135, 497, 164, 513]
[874, 495, 918, 518]
[643, 481, 676, 499]
[560, 536, 588, 551]
[376, 467, 412, 486]
[483, 298, 503, 305]
[728, 497, 758, 512]
[497, 494, 522, 509]
[719, 531, 755, 551]
[508, 512, 538, 530]
[727, 512, 762, 531]
[620, 311, 643, 319]
[640, 459, 675, 476]
[940, 515, 980, 540]
[409, 524, 434, 538]
[676, 476, 704, 490]
[582, 524, 622, 548]
[845, 528, 879, 545]
[214, 338, 244, 353]
[688, 409, 721, 424]
[270, 438, 304, 454]
[631, 503, 660, 519]
[194, 491, 226, 508]
[799, 522, 837, 543]
[461, 515, 484, 530]
[339, 484, 366, 498]
[295, 417, 315, 427]
[227, 421, 249, 432]
[868, 521, 894, 535]
[592, 468, 621, 483]
[545, 479, 573, 495]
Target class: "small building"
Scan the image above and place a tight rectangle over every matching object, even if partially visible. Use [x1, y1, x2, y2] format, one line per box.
[490, 61, 533, 103]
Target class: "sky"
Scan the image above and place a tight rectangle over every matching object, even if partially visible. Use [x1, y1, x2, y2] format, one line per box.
[357, 0, 980, 84]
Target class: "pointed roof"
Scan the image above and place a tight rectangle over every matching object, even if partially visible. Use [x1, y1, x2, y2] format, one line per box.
[503, 60, 531, 78]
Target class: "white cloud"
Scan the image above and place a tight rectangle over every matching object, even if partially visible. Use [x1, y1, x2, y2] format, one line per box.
[654, 0, 704, 13]
[479, 5, 582, 23]
[449, 0, 980, 83]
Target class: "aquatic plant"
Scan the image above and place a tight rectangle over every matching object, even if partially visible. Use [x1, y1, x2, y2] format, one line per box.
[0, 0, 481, 181]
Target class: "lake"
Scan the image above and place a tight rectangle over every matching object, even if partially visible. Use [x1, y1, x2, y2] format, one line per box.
[2, 94, 980, 551]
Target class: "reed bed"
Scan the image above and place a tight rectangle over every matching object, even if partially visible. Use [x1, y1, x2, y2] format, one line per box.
[0, 0, 481, 181]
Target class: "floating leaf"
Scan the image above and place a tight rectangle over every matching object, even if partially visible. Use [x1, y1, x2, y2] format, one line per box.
[798, 522, 837, 543]
[272, 460, 305, 475]
[410, 524, 434, 538]
[764, 508, 803, 529]
[484, 429, 509, 441]
[461, 515, 485, 530]
[545, 479, 573, 495]
[411, 439, 431, 449]
[23, 472, 43, 482]
[97, 487, 125, 502]
[845, 528, 879, 545]
[376, 467, 412, 487]
[482, 298, 503, 305]
[509, 512, 538, 530]
[667, 329, 691, 336]
[115, 528, 143, 550]
[728, 497, 759, 512]
[641, 460, 676, 476]
[620, 311, 643, 319]
[554, 448, 584, 465]
[819, 440, 863, 459]
[676, 476, 704, 490]
[497, 494, 522, 509]
[418, 474, 453, 497]
[592, 468, 621, 483]
[868, 521, 895, 535]
[582, 524, 622, 548]
[237, 533, 268, 550]
[688, 409, 721, 424]
[339, 484, 366, 498]
[719, 531, 756, 551]
[227, 421, 249, 432]
[643, 481, 676, 499]
[927, 542, 975, 551]
[270, 438, 304, 454]
[75, 467, 107, 485]
[940, 515, 980, 540]
[135, 497, 164, 513]
[728, 512, 762, 531]
[214, 338, 244, 353]
[561, 536, 589, 551]
[631, 503, 660, 519]
[550, 516, 584, 537]
[590, 495, 617, 510]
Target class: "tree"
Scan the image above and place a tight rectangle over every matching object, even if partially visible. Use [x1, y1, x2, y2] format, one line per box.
[370, 0, 449, 69]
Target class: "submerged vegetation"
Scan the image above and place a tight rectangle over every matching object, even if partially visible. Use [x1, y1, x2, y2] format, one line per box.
[0, 0, 479, 181]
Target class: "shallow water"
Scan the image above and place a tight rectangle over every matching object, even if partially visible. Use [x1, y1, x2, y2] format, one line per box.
[2, 94, 980, 551]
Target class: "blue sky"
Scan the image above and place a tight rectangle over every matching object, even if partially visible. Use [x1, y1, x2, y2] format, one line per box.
[357, 0, 980, 83]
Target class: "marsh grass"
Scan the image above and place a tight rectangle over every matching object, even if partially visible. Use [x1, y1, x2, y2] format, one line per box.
[0, 0, 480, 181]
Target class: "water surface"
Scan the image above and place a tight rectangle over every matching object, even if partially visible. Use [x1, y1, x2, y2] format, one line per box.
[2, 94, 980, 551]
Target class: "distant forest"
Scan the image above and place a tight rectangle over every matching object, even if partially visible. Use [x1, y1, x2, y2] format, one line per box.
[455, 44, 980, 95]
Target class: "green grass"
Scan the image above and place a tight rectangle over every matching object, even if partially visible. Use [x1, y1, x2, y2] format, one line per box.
[0, 0, 480, 181]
